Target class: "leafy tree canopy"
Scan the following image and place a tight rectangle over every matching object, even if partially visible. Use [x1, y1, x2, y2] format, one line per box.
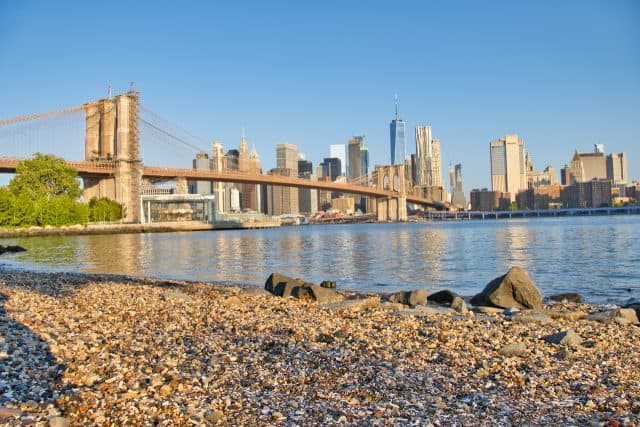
[8, 153, 82, 199]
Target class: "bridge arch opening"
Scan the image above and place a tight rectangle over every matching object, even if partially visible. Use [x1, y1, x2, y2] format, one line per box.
[393, 173, 399, 191]
[383, 174, 390, 190]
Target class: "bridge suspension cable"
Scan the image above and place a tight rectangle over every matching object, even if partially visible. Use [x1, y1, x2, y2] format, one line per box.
[138, 118, 206, 153]
[139, 105, 209, 147]
[0, 105, 84, 127]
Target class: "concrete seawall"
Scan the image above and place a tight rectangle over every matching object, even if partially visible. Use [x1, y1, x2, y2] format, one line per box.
[0, 220, 280, 238]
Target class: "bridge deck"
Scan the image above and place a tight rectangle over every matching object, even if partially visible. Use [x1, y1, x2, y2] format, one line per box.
[0, 157, 443, 208]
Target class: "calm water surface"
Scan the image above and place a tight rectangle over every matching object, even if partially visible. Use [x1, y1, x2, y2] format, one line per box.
[2, 215, 639, 304]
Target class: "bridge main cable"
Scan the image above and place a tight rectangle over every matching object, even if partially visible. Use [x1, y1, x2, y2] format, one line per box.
[138, 118, 207, 153]
[0, 105, 84, 127]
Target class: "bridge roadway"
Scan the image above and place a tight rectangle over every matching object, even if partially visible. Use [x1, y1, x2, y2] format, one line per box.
[0, 157, 444, 208]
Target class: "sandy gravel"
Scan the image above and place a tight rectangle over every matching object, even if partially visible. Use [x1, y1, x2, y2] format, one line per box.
[0, 269, 639, 426]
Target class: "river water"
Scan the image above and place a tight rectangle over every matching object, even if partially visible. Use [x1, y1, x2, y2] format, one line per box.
[1, 215, 639, 304]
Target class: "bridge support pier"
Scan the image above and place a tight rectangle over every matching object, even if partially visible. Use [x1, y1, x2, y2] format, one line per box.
[83, 93, 141, 223]
[376, 196, 407, 222]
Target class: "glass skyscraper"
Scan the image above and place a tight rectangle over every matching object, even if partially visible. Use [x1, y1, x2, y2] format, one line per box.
[390, 98, 405, 165]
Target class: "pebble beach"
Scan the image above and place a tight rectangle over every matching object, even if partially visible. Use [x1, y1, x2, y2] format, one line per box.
[1, 268, 639, 426]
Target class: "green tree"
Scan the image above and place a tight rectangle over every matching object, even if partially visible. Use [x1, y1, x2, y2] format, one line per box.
[8, 153, 82, 200]
[0, 153, 88, 228]
[88, 197, 124, 222]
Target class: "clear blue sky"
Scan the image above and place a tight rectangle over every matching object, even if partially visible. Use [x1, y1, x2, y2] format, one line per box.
[1, 0, 638, 192]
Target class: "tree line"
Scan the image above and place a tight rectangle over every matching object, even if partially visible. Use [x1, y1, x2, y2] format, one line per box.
[0, 153, 124, 227]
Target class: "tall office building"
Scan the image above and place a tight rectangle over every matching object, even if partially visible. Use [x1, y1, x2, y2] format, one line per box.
[329, 144, 346, 176]
[211, 142, 225, 213]
[450, 163, 466, 208]
[360, 140, 369, 178]
[569, 148, 606, 183]
[490, 134, 526, 202]
[276, 143, 298, 173]
[606, 152, 627, 185]
[190, 152, 212, 195]
[348, 136, 365, 180]
[320, 157, 342, 181]
[415, 125, 443, 187]
[238, 132, 261, 211]
[389, 96, 405, 165]
[267, 144, 299, 215]
[266, 168, 299, 215]
[298, 156, 317, 214]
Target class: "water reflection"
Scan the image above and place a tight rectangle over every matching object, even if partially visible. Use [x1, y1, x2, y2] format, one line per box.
[3, 216, 639, 304]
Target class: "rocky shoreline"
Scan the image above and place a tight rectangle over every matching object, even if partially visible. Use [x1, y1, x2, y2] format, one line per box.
[0, 267, 639, 426]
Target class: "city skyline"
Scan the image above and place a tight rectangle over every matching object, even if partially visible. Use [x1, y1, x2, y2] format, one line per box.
[0, 1, 638, 192]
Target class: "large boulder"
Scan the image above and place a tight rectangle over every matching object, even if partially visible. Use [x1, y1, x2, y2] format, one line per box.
[427, 290, 461, 306]
[388, 290, 427, 306]
[624, 302, 640, 320]
[470, 267, 543, 309]
[265, 273, 306, 298]
[264, 273, 344, 303]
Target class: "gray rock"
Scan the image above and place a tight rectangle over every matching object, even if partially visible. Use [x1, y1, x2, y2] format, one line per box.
[527, 308, 587, 321]
[470, 267, 543, 309]
[48, 417, 71, 427]
[427, 290, 461, 305]
[389, 290, 428, 306]
[499, 342, 528, 357]
[451, 296, 468, 314]
[542, 329, 582, 347]
[0, 245, 27, 255]
[586, 308, 639, 324]
[623, 302, 640, 320]
[321, 296, 381, 313]
[320, 280, 336, 289]
[303, 284, 345, 304]
[395, 305, 454, 317]
[549, 292, 583, 303]
[512, 313, 554, 325]
[264, 273, 305, 297]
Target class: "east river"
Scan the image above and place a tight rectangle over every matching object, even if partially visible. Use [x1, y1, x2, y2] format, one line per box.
[1, 215, 639, 304]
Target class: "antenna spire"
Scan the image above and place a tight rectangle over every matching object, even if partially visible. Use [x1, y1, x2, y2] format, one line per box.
[394, 94, 398, 119]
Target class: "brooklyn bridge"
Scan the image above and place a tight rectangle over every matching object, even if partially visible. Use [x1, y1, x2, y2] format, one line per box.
[0, 92, 448, 223]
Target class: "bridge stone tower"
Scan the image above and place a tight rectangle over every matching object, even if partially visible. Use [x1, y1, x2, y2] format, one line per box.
[82, 93, 142, 223]
[375, 165, 408, 222]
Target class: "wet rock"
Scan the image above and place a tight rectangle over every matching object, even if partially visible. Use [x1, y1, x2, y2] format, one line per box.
[542, 330, 582, 347]
[0, 245, 27, 255]
[303, 284, 345, 304]
[388, 290, 427, 306]
[264, 273, 306, 297]
[321, 296, 380, 313]
[549, 292, 583, 303]
[470, 267, 543, 309]
[427, 290, 461, 306]
[320, 280, 336, 289]
[499, 342, 528, 357]
[586, 308, 639, 325]
[451, 296, 468, 314]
